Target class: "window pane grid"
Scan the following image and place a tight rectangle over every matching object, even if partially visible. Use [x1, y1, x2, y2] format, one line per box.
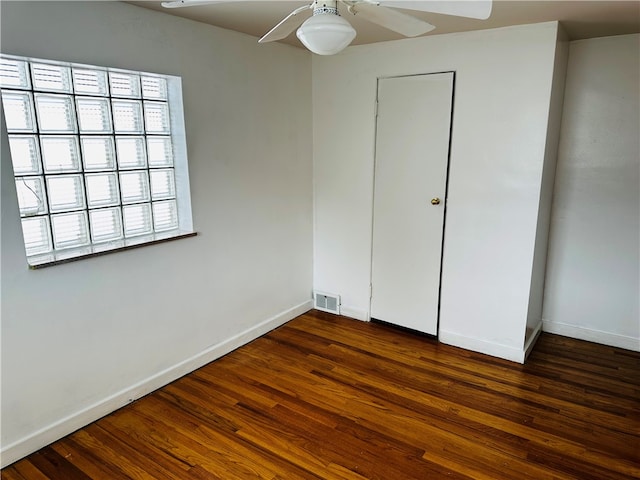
[1, 58, 31, 90]
[41, 135, 81, 173]
[2, 91, 36, 132]
[8, 135, 42, 174]
[73, 68, 108, 96]
[1, 56, 181, 260]
[34, 93, 78, 133]
[31, 63, 72, 93]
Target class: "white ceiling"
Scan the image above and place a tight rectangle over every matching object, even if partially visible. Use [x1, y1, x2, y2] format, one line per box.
[127, 0, 640, 48]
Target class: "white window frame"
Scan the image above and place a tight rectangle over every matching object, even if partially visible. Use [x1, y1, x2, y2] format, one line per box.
[1, 55, 194, 268]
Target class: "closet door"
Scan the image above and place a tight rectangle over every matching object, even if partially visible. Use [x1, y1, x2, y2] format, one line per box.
[370, 73, 453, 334]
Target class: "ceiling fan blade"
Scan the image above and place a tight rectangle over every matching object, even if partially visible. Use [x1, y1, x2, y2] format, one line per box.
[348, 3, 435, 37]
[161, 0, 233, 8]
[258, 4, 313, 43]
[379, 1, 492, 20]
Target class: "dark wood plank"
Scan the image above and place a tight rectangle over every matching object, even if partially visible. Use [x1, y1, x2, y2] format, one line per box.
[3, 310, 639, 479]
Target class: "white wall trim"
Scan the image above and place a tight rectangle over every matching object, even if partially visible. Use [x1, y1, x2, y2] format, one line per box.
[542, 319, 640, 352]
[0, 300, 313, 469]
[439, 329, 526, 363]
[523, 320, 543, 361]
[340, 305, 369, 322]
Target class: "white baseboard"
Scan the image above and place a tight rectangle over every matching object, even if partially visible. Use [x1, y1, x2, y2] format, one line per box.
[438, 329, 526, 363]
[523, 321, 543, 361]
[0, 300, 313, 469]
[339, 305, 369, 322]
[542, 320, 640, 352]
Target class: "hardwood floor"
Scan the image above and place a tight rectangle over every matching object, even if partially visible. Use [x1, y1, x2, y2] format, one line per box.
[3, 310, 639, 479]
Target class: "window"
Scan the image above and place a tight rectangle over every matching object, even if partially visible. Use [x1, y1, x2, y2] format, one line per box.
[1, 55, 194, 267]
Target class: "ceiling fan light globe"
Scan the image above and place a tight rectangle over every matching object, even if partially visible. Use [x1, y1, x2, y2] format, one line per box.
[296, 14, 356, 55]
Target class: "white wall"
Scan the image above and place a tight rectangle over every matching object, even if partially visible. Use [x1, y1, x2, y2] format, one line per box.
[0, 1, 312, 466]
[543, 34, 640, 351]
[525, 26, 569, 349]
[312, 22, 562, 362]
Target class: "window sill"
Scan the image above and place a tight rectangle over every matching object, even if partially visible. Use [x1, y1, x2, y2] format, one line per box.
[27, 230, 197, 269]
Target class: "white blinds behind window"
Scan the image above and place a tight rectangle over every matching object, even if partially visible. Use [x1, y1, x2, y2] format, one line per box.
[41, 136, 81, 173]
[123, 203, 152, 237]
[31, 63, 72, 93]
[144, 101, 170, 134]
[76, 97, 112, 133]
[8, 135, 42, 174]
[150, 169, 176, 200]
[0, 59, 30, 89]
[109, 72, 141, 98]
[120, 171, 150, 204]
[141, 76, 167, 100]
[152, 200, 178, 232]
[81, 137, 116, 171]
[16, 177, 47, 216]
[90, 207, 123, 243]
[35, 94, 77, 133]
[112, 100, 143, 133]
[21, 216, 53, 255]
[73, 69, 108, 96]
[116, 137, 147, 169]
[51, 211, 90, 249]
[85, 173, 120, 208]
[47, 175, 86, 212]
[147, 137, 173, 167]
[2, 92, 36, 132]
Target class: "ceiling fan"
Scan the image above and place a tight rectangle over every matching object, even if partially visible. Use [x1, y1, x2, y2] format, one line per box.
[161, 0, 493, 55]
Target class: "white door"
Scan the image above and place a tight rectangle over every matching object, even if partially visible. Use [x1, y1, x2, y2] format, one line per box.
[370, 73, 454, 335]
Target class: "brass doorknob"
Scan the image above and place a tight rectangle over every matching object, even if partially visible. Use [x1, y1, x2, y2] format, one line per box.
[431, 197, 441, 205]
